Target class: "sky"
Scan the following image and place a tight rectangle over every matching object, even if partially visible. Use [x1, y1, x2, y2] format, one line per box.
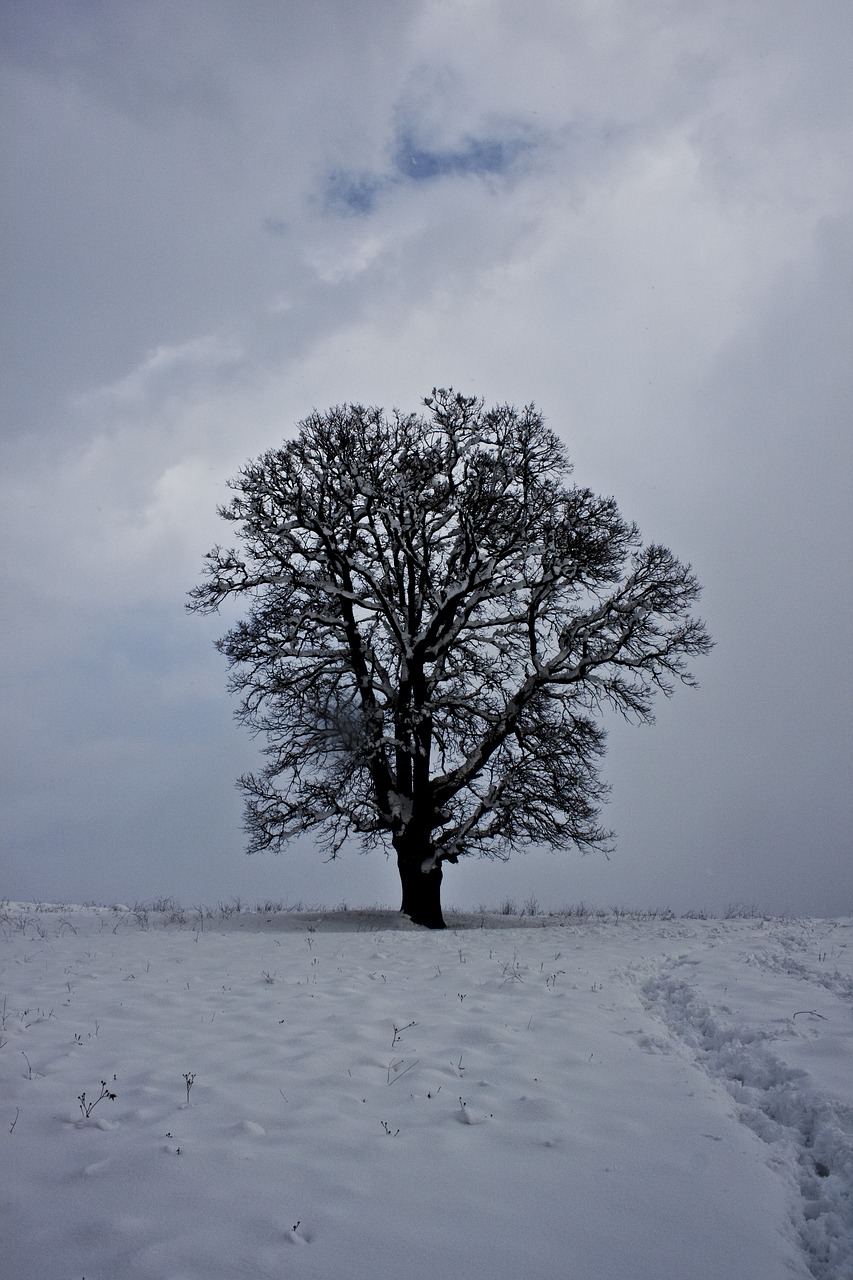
[1, 0, 851, 917]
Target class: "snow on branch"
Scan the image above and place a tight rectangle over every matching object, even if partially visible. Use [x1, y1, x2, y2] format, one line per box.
[189, 390, 712, 889]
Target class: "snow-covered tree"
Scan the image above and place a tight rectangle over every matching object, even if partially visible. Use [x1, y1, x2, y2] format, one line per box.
[189, 391, 712, 927]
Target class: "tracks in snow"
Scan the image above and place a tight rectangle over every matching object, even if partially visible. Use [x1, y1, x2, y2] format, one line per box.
[635, 936, 853, 1280]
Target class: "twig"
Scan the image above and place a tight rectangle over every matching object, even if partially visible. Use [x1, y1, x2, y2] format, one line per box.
[78, 1081, 117, 1118]
[387, 1058, 420, 1085]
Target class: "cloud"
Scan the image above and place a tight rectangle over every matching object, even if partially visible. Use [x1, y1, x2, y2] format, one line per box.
[2, 0, 851, 914]
[77, 335, 245, 412]
[321, 119, 538, 217]
[392, 128, 534, 182]
[323, 169, 389, 216]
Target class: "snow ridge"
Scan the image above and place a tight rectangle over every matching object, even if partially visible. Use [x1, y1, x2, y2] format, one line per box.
[741, 944, 853, 1002]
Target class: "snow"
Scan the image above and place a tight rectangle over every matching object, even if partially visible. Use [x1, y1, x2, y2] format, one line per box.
[2, 904, 851, 1280]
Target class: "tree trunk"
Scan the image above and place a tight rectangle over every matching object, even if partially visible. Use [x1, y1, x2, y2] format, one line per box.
[395, 838, 446, 929]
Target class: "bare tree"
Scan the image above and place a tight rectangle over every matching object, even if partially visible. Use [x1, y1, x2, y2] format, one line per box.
[189, 391, 712, 927]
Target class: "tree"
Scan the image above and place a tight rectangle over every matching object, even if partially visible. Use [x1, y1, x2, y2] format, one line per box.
[188, 390, 712, 928]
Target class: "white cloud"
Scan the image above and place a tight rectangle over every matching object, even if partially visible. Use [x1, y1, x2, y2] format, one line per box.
[77, 335, 245, 408]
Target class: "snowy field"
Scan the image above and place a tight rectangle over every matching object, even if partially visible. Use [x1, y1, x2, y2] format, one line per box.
[2, 903, 851, 1280]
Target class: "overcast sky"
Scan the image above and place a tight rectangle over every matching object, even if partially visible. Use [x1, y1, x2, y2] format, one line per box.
[2, 0, 851, 916]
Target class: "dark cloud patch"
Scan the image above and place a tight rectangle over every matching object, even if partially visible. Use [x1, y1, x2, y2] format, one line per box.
[393, 131, 532, 182]
[321, 128, 536, 217]
[263, 217, 289, 236]
[323, 169, 387, 216]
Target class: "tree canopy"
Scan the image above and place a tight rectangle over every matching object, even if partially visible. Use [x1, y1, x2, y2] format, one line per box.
[189, 390, 712, 926]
